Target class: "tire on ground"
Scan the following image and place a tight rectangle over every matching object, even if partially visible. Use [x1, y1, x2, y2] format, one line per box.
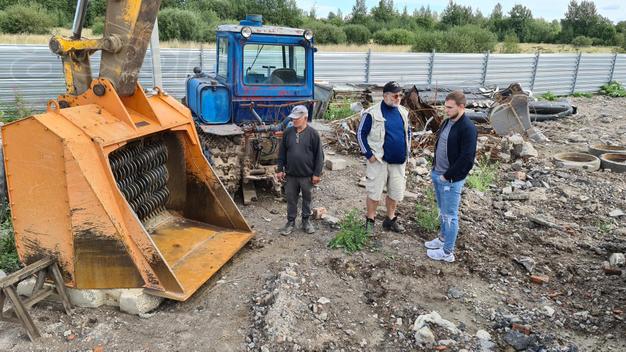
[552, 152, 601, 171]
[599, 153, 626, 173]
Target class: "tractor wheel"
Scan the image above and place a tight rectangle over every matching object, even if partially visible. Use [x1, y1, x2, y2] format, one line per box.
[198, 132, 244, 194]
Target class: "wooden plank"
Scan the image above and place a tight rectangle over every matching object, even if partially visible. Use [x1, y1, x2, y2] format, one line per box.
[32, 270, 46, 295]
[0, 258, 54, 288]
[49, 265, 73, 315]
[4, 286, 40, 341]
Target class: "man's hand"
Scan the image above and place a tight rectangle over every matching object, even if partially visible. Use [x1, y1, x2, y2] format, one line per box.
[368, 156, 377, 163]
[439, 174, 447, 182]
[312, 175, 321, 185]
[276, 172, 286, 182]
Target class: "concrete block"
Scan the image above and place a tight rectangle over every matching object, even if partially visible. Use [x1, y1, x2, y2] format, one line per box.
[67, 288, 106, 308]
[119, 289, 163, 315]
[325, 158, 347, 171]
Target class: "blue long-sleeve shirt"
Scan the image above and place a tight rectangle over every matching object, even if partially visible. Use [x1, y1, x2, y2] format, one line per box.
[357, 102, 411, 164]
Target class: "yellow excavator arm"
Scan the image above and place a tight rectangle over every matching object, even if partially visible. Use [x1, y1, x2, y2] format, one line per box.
[49, 0, 159, 97]
[1, 0, 254, 301]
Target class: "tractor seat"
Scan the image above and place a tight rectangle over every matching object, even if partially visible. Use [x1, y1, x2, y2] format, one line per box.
[270, 68, 297, 84]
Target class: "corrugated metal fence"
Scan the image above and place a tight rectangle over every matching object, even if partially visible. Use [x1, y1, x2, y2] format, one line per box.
[1, 44, 625, 109]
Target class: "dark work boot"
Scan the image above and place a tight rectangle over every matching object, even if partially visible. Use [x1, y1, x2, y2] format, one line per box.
[280, 220, 295, 236]
[382, 216, 405, 233]
[302, 217, 315, 234]
[364, 217, 375, 235]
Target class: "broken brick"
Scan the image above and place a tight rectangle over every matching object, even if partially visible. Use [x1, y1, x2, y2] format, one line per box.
[530, 275, 550, 284]
[312, 207, 327, 220]
[511, 323, 532, 335]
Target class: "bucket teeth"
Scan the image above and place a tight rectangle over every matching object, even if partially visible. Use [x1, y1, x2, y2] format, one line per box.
[109, 139, 170, 222]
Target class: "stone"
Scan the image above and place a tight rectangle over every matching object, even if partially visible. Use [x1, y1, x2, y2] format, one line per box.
[317, 312, 328, 321]
[503, 330, 533, 351]
[520, 142, 538, 158]
[514, 256, 535, 273]
[16, 277, 37, 297]
[413, 311, 460, 335]
[609, 253, 625, 267]
[119, 289, 163, 315]
[511, 160, 523, 171]
[609, 209, 624, 218]
[476, 330, 491, 340]
[325, 158, 347, 171]
[415, 157, 428, 166]
[317, 297, 331, 305]
[323, 215, 340, 228]
[312, 207, 327, 220]
[0, 270, 6, 279]
[566, 133, 586, 143]
[502, 186, 513, 194]
[498, 152, 512, 163]
[404, 191, 418, 200]
[415, 166, 430, 176]
[415, 326, 436, 346]
[447, 287, 464, 299]
[543, 306, 555, 317]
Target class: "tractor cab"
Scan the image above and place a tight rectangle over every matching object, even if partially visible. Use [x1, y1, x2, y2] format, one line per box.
[184, 16, 317, 200]
[186, 15, 316, 130]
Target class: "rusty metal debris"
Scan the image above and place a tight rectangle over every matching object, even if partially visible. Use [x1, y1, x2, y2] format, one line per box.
[329, 86, 443, 154]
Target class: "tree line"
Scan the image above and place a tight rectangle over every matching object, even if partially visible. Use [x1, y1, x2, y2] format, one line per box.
[0, 0, 625, 53]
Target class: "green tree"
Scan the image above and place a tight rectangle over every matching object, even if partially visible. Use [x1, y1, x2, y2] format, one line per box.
[0, 4, 54, 34]
[343, 24, 371, 44]
[501, 32, 520, 53]
[571, 35, 593, 47]
[306, 21, 346, 44]
[508, 4, 532, 42]
[372, 28, 414, 45]
[350, 0, 368, 24]
[371, 0, 396, 24]
[413, 5, 435, 29]
[439, 0, 473, 27]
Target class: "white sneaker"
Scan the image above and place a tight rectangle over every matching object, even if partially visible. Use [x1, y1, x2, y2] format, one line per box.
[424, 237, 444, 249]
[427, 248, 455, 262]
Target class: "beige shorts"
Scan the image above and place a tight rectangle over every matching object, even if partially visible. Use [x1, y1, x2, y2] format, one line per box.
[365, 160, 406, 202]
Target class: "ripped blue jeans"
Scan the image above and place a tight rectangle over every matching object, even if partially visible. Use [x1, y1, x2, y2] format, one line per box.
[431, 171, 466, 254]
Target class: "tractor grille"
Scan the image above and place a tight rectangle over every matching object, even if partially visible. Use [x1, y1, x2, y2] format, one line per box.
[109, 139, 170, 222]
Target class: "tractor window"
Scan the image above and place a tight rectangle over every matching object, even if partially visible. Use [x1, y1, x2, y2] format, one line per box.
[243, 44, 305, 85]
[217, 37, 228, 78]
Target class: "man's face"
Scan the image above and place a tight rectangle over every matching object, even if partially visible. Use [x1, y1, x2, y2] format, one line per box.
[291, 115, 307, 129]
[383, 91, 403, 107]
[444, 100, 463, 118]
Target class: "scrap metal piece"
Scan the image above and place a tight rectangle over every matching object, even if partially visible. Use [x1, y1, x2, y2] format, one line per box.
[489, 83, 547, 143]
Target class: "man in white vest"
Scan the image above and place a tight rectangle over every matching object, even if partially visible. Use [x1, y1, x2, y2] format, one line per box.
[357, 81, 411, 233]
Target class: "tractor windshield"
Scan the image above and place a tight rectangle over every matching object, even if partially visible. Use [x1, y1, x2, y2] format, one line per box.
[243, 44, 306, 85]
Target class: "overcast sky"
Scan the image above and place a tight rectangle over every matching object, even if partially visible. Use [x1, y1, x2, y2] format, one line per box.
[298, 0, 624, 23]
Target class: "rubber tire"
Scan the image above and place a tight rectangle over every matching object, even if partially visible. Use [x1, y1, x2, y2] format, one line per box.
[530, 107, 574, 122]
[465, 111, 489, 123]
[529, 101, 573, 115]
[553, 152, 601, 171]
[599, 153, 626, 173]
[588, 144, 626, 158]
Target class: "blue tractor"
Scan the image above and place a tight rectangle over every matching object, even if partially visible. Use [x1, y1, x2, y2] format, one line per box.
[184, 15, 316, 200]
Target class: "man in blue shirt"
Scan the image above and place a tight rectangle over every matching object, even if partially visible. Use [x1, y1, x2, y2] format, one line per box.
[424, 91, 477, 263]
[357, 81, 412, 233]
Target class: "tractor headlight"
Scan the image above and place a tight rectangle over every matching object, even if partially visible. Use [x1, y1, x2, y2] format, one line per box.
[241, 27, 252, 39]
[303, 30, 313, 41]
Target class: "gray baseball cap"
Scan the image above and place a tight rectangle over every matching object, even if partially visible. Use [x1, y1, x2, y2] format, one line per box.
[288, 105, 308, 119]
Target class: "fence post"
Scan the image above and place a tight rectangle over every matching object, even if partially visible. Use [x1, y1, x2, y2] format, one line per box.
[480, 51, 490, 86]
[365, 49, 371, 83]
[199, 44, 204, 71]
[427, 49, 435, 86]
[608, 52, 618, 83]
[571, 51, 582, 95]
[530, 51, 540, 91]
